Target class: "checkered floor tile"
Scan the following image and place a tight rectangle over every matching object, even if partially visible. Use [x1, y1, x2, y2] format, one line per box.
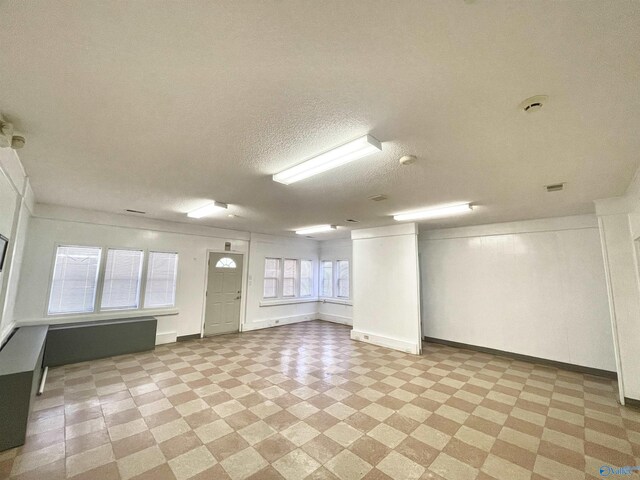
[1, 320, 638, 479]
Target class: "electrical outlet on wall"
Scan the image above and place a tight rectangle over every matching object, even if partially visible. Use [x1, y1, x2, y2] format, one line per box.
[364, 335, 369, 340]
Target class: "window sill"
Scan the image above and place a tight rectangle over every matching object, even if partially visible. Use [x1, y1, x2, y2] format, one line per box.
[18, 308, 179, 327]
[260, 298, 319, 307]
[319, 298, 352, 306]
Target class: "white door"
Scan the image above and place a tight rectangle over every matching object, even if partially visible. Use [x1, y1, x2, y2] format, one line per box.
[204, 253, 243, 336]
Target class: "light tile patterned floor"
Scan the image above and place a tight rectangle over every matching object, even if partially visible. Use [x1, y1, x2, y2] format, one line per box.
[1, 320, 639, 480]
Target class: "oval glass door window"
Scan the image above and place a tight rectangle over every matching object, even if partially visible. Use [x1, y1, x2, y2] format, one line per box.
[215, 257, 237, 268]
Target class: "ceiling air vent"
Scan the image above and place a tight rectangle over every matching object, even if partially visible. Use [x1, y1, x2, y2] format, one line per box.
[545, 183, 565, 192]
[368, 194, 388, 202]
[125, 209, 146, 214]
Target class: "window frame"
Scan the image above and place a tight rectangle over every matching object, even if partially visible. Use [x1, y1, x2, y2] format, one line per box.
[263, 257, 281, 299]
[336, 259, 350, 299]
[299, 259, 314, 298]
[261, 257, 316, 301]
[46, 244, 103, 316]
[282, 258, 298, 298]
[99, 247, 145, 312]
[46, 243, 179, 317]
[319, 259, 351, 301]
[143, 250, 179, 309]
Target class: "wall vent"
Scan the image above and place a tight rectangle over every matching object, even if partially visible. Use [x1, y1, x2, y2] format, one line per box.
[368, 194, 388, 202]
[125, 209, 146, 214]
[545, 183, 565, 192]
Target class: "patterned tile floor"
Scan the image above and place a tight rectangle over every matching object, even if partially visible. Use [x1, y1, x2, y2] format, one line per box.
[1, 320, 639, 480]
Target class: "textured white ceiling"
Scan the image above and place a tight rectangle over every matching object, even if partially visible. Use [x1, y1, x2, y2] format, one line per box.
[1, 0, 639, 238]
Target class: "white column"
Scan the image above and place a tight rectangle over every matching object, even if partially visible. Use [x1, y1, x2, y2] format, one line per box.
[595, 196, 640, 404]
[351, 223, 422, 354]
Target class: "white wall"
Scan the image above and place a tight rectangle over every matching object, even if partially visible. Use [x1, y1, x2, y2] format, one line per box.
[318, 239, 353, 326]
[420, 215, 616, 372]
[596, 180, 640, 402]
[14, 205, 250, 344]
[13, 210, 326, 344]
[0, 147, 33, 344]
[243, 233, 319, 331]
[351, 223, 422, 354]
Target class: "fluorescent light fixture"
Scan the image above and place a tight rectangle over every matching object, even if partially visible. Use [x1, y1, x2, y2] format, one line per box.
[393, 203, 473, 221]
[273, 134, 382, 185]
[295, 225, 337, 235]
[187, 201, 228, 218]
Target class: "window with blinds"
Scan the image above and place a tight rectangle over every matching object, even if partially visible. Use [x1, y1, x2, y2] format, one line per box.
[48, 246, 102, 315]
[101, 249, 144, 310]
[300, 260, 313, 297]
[337, 260, 350, 298]
[263, 258, 280, 298]
[144, 251, 178, 308]
[321, 260, 333, 297]
[282, 259, 298, 297]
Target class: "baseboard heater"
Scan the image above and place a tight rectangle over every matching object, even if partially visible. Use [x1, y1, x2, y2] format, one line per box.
[44, 317, 157, 367]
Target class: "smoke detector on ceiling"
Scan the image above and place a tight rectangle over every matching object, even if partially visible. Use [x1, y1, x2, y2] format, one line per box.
[519, 95, 549, 113]
[368, 194, 388, 202]
[399, 155, 417, 166]
[0, 115, 25, 149]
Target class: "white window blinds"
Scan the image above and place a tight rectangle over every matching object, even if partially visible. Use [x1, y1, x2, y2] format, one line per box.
[144, 252, 178, 308]
[101, 249, 144, 310]
[337, 260, 350, 298]
[283, 259, 298, 297]
[263, 258, 279, 298]
[321, 260, 333, 297]
[300, 260, 313, 297]
[48, 246, 102, 315]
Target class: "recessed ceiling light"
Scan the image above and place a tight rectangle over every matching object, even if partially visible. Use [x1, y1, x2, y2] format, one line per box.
[187, 201, 228, 218]
[393, 203, 473, 221]
[295, 225, 337, 235]
[273, 135, 382, 185]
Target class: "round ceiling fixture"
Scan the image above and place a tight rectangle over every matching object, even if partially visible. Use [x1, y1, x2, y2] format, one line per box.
[519, 95, 548, 113]
[399, 155, 417, 166]
[11, 135, 25, 149]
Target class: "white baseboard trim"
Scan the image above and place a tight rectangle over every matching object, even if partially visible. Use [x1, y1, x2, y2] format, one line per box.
[319, 313, 352, 326]
[0, 321, 16, 347]
[242, 314, 315, 332]
[156, 331, 177, 345]
[350, 329, 421, 355]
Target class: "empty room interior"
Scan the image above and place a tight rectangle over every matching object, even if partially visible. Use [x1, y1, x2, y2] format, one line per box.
[1, 1, 640, 479]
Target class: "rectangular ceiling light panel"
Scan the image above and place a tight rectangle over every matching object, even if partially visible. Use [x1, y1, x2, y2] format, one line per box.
[295, 225, 337, 235]
[187, 201, 228, 218]
[393, 203, 472, 221]
[273, 135, 382, 185]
